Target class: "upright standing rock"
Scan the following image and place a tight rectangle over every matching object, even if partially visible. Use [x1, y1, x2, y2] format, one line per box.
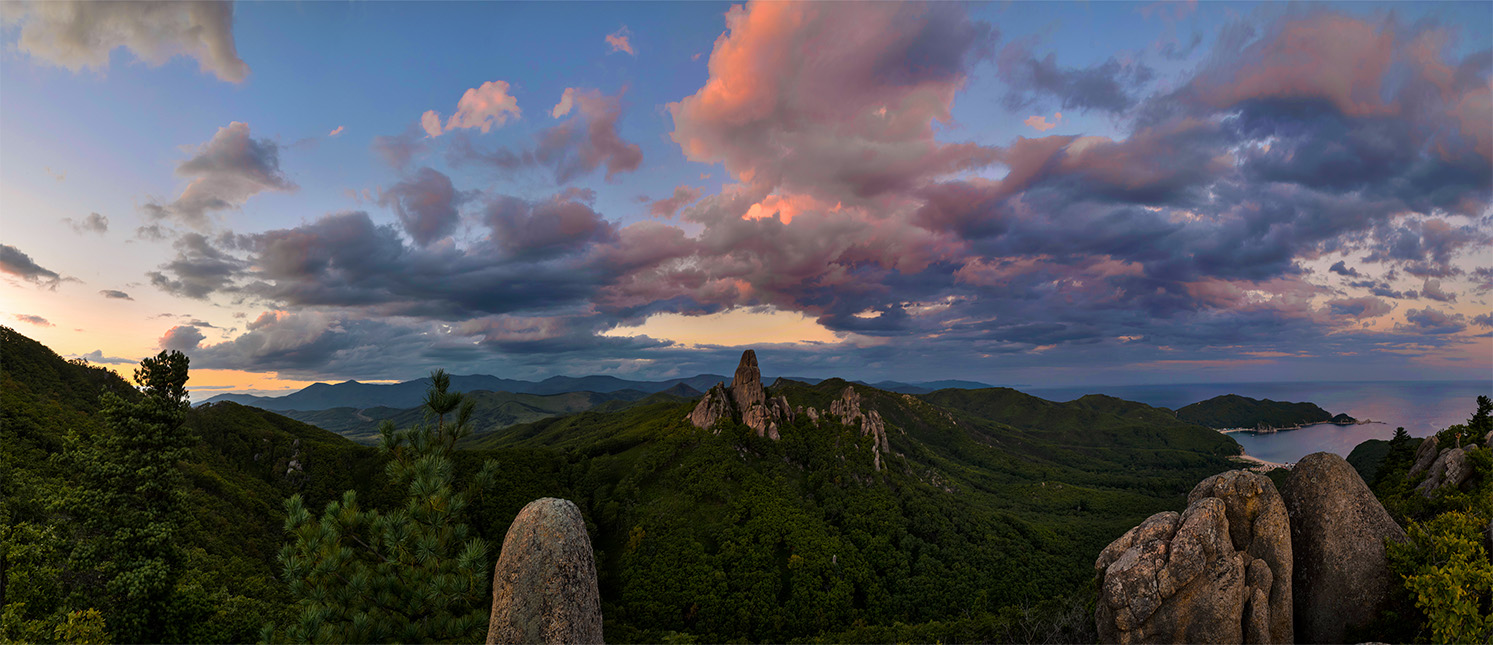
[487, 498, 604, 644]
[1281, 452, 1406, 644]
[731, 349, 766, 412]
[1187, 470, 1292, 644]
[1096, 469, 1293, 644]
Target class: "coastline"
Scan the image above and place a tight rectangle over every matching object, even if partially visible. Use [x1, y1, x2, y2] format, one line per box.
[1228, 452, 1291, 472]
[1216, 419, 1381, 435]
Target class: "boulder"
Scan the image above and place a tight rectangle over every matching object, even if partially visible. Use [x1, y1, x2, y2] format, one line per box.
[1097, 470, 1292, 644]
[1408, 434, 1440, 477]
[1187, 470, 1292, 644]
[1096, 498, 1247, 644]
[1415, 447, 1470, 498]
[1280, 452, 1405, 644]
[487, 498, 603, 644]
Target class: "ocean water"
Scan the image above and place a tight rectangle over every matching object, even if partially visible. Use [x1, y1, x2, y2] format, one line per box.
[1021, 380, 1492, 464]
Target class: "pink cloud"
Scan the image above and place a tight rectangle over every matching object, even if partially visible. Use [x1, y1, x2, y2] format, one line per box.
[649, 186, 704, 217]
[1023, 112, 1063, 132]
[328, 125, 345, 137]
[420, 110, 442, 138]
[606, 26, 634, 55]
[551, 87, 577, 118]
[667, 1, 997, 202]
[446, 80, 522, 133]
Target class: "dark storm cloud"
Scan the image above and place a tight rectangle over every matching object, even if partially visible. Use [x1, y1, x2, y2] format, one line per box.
[1420, 278, 1457, 303]
[379, 167, 466, 246]
[145, 122, 296, 228]
[1400, 308, 1467, 335]
[449, 89, 642, 185]
[146, 233, 247, 299]
[997, 37, 1155, 114]
[1326, 297, 1392, 319]
[0, 244, 70, 289]
[482, 191, 617, 260]
[1363, 218, 1489, 278]
[159, 325, 206, 350]
[1328, 261, 1361, 278]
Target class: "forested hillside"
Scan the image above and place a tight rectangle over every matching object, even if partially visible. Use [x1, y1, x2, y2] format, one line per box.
[275, 389, 665, 443]
[3, 328, 1247, 643]
[1176, 394, 1338, 429]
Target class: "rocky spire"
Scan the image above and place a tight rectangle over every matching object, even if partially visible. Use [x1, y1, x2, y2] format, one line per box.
[684, 349, 792, 440]
[731, 349, 765, 411]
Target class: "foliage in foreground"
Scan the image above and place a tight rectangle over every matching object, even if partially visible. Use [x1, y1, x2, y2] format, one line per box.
[270, 371, 499, 643]
[55, 350, 195, 644]
[1375, 395, 1493, 644]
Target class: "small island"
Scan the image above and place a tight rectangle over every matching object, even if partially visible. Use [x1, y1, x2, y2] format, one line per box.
[1177, 394, 1361, 433]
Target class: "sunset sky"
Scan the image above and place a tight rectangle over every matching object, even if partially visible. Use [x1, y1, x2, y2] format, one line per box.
[2, 0, 1490, 396]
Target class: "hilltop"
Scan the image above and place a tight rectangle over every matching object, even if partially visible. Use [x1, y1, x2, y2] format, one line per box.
[1176, 393, 1355, 431]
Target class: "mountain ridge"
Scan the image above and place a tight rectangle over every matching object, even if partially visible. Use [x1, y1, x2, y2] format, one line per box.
[200, 373, 998, 411]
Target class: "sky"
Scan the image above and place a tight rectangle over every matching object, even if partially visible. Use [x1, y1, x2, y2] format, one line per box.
[1, 0, 1490, 396]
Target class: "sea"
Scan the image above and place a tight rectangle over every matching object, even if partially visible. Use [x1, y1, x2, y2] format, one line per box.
[1021, 380, 1492, 465]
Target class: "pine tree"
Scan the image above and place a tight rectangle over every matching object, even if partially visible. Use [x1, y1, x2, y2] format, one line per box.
[273, 370, 499, 643]
[56, 350, 194, 643]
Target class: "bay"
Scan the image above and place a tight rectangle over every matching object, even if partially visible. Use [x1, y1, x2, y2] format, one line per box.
[1021, 380, 1491, 464]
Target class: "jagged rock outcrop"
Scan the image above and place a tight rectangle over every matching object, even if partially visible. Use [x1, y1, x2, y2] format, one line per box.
[829, 386, 890, 471]
[487, 498, 603, 645]
[687, 383, 731, 432]
[1096, 470, 1291, 644]
[684, 350, 792, 439]
[1408, 434, 1440, 477]
[1415, 446, 1470, 497]
[1281, 452, 1405, 644]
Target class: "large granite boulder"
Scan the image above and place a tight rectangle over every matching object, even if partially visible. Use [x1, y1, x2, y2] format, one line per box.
[487, 498, 603, 644]
[1280, 452, 1406, 644]
[1187, 471, 1293, 644]
[1415, 447, 1471, 497]
[1097, 469, 1291, 644]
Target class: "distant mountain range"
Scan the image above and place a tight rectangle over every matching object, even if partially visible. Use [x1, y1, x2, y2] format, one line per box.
[198, 374, 996, 412]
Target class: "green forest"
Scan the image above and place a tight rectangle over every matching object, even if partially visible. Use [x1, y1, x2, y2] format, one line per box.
[3, 325, 1487, 643]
